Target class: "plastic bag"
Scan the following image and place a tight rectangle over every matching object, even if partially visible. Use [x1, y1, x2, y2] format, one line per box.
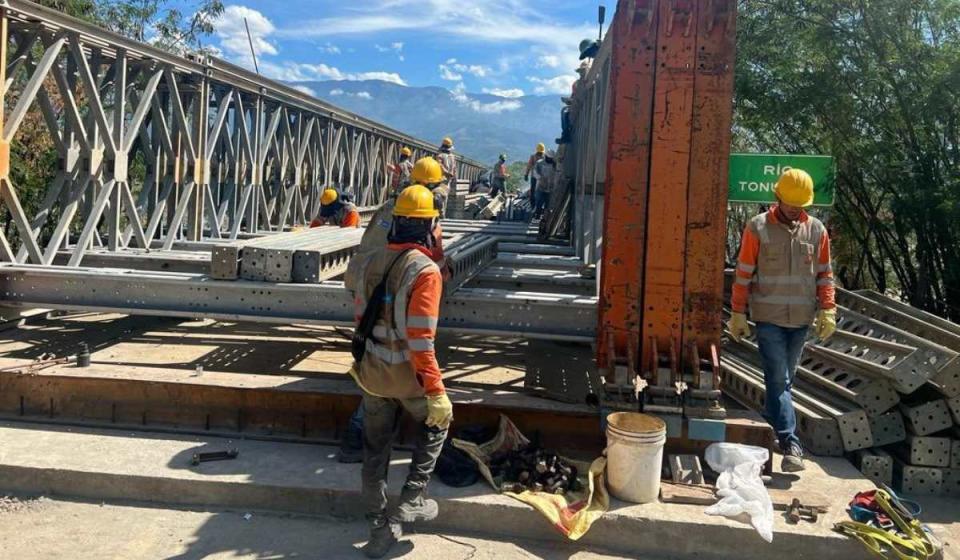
[703, 443, 774, 543]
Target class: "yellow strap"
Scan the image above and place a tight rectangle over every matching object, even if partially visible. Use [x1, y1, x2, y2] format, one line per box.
[834, 490, 937, 560]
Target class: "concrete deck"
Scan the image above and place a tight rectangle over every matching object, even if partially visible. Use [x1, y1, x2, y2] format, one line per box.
[0, 420, 909, 560]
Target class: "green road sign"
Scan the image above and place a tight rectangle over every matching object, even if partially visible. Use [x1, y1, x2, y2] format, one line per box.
[729, 153, 835, 206]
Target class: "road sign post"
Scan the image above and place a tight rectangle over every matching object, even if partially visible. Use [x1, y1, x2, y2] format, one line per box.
[728, 153, 835, 206]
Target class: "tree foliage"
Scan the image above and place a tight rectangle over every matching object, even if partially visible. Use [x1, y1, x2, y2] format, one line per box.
[734, 0, 960, 319]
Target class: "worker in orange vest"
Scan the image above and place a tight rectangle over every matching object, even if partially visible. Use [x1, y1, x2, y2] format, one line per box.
[311, 188, 360, 228]
[491, 153, 509, 198]
[727, 169, 836, 474]
[345, 184, 452, 558]
[524, 143, 545, 205]
[388, 147, 414, 195]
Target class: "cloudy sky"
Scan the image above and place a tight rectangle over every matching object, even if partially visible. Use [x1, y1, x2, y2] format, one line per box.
[194, 0, 602, 98]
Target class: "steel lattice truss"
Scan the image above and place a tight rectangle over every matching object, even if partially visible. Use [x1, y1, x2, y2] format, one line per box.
[0, 0, 485, 267]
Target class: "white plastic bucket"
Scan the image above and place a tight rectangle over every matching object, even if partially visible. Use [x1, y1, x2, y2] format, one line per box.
[605, 412, 667, 504]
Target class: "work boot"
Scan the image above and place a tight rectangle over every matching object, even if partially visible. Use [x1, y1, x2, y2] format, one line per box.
[395, 486, 438, 523]
[781, 442, 806, 473]
[361, 517, 401, 559]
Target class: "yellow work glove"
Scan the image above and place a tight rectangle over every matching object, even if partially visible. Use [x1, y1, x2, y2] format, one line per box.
[425, 393, 453, 430]
[815, 308, 837, 341]
[726, 312, 751, 342]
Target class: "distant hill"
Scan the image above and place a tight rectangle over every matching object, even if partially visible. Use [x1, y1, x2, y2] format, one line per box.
[288, 80, 564, 166]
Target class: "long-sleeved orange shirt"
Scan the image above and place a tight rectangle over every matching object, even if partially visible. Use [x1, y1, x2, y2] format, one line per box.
[387, 242, 444, 396]
[732, 207, 836, 313]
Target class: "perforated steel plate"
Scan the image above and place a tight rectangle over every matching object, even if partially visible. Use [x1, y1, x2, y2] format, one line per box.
[900, 400, 953, 436]
[869, 412, 907, 447]
[904, 435, 952, 467]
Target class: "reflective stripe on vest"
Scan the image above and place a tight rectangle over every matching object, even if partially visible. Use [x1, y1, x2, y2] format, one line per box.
[354, 248, 439, 399]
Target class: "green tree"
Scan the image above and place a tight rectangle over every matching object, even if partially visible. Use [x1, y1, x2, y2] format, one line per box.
[733, 0, 960, 319]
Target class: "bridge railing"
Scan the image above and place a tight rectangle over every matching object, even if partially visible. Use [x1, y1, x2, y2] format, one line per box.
[0, 0, 486, 267]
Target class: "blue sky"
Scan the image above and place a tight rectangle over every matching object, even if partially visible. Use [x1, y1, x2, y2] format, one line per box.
[198, 0, 603, 99]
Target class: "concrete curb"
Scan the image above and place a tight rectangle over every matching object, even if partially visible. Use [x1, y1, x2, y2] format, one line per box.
[0, 464, 869, 559]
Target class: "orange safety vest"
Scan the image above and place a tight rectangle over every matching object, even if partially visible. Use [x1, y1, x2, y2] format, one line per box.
[311, 202, 359, 228]
[347, 246, 443, 399]
[732, 207, 835, 327]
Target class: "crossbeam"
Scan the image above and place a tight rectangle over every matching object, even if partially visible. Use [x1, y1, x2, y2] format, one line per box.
[0, 264, 597, 340]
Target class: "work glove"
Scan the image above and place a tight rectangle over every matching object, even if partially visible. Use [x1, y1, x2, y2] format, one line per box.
[425, 393, 453, 430]
[814, 308, 837, 341]
[523, 174, 529, 181]
[726, 312, 751, 342]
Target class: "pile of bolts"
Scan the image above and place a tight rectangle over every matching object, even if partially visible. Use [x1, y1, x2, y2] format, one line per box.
[490, 443, 582, 495]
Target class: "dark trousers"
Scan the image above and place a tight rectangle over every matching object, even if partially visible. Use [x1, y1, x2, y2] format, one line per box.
[361, 392, 447, 520]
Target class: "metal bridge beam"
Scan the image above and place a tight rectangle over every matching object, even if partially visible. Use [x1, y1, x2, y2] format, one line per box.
[0, 264, 597, 340]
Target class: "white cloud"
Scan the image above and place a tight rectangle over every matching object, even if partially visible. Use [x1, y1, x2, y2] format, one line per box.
[291, 84, 317, 97]
[483, 87, 524, 98]
[212, 6, 403, 86]
[212, 5, 277, 67]
[327, 89, 372, 100]
[450, 82, 522, 114]
[537, 54, 560, 68]
[277, 1, 593, 75]
[439, 65, 462, 82]
[527, 74, 576, 95]
[261, 61, 406, 85]
[375, 42, 405, 61]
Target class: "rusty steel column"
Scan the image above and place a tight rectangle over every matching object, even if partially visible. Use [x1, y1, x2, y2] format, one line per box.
[641, 0, 698, 372]
[683, 1, 737, 362]
[596, 0, 659, 372]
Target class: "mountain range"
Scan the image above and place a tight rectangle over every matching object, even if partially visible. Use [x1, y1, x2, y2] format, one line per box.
[288, 80, 564, 166]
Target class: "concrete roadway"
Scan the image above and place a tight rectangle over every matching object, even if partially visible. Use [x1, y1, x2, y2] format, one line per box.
[0, 497, 634, 560]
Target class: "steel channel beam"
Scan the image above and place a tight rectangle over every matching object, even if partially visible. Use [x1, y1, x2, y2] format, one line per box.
[856, 289, 960, 340]
[53, 248, 209, 274]
[855, 448, 894, 488]
[497, 243, 576, 257]
[471, 266, 596, 295]
[0, 264, 596, 339]
[495, 254, 584, 270]
[724, 344, 875, 452]
[721, 355, 845, 456]
[806, 330, 929, 394]
[727, 319, 901, 417]
[836, 305, 960, 397]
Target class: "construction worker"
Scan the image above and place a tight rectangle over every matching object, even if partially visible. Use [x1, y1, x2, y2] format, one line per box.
[311, 188, 360, 228]
[491, 153, 509, 198]
[388, 147, 414, 195]
[414, 155, 450, 219]
[345, 184, 453, 558]
[435, 137, 456, 216]
[533, 149, 557, 219]
[337, 162, 449, 465]
[524, 143, 545, 205]
[727, 169, 836, 474]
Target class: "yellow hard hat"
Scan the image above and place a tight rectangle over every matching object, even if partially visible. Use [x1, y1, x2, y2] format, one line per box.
[442, 137, 453, 147]
[401, 147, 412, 157]
[775, 168, 815, 207]
[411, 156, 443, 184]
[536, 143, 545, 153]
[320, 188, 339, 206]
[394, 184, 439, 219]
